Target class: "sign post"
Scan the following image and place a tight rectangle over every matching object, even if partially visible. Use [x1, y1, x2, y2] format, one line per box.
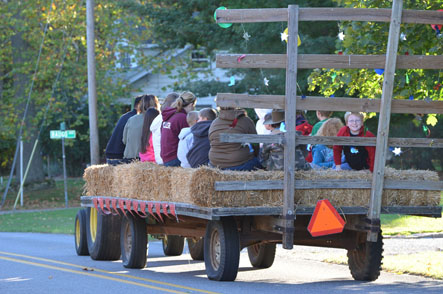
[50, 123, 76, 208]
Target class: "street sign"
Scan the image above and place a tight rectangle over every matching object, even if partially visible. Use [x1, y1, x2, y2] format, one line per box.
[50, 130, 76, 139]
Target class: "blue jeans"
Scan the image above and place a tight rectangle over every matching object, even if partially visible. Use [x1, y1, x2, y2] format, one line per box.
[106, 158, 122, 166]
[221, 157, 262, 171]
[163, 158, 181, 167]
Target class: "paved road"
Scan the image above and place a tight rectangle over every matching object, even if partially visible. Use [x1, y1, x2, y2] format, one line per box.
[0, 232, 442, 294]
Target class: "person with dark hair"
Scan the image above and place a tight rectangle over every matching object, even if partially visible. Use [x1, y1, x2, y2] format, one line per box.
[139, 108, 160, 162]
[187, 108, 217, 168]
[208, 107, 261, 171]
[105, 96, 142, 165]
[150, 93, 179, 164]
[122, 94, 159, 163]
[160, 91, 197, 167]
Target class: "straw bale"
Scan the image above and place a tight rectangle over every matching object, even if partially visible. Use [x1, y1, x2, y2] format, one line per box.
[83, 163, 441, 208]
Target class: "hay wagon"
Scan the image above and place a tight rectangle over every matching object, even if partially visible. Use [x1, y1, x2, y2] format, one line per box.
[75, 1, 443, 282]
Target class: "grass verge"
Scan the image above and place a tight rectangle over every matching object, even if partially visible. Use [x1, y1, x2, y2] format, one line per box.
[323, 251, 443, 280]
[0, 208, 80, 234]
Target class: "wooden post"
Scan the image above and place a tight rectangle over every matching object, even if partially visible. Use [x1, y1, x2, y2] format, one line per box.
[282, 5, 299, 249]
[86, 0, 100, 165]
[368, 0, 403, 242]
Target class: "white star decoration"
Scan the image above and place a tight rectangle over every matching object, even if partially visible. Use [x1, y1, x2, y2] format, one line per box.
[338, 32, 345, 41]
[400, 32, 407, 41]
[264, 77, 269, 86]
[243, 31, 251, 41]
[392, 147, 402, 156]
[281, 31, 288, 42]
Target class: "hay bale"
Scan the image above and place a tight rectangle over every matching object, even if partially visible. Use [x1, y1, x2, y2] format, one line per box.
[83, 163, 441, 208]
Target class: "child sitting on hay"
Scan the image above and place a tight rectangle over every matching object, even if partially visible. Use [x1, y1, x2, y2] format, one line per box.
[187, 108, 217, 168]
[260, 110, 311, 171]
[333, 112, 375, 171]
[177, 111, 199, 168]
[310, 117, 343, 169]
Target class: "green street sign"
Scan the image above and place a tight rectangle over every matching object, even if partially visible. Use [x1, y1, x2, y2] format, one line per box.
[50, 130, 76, 139]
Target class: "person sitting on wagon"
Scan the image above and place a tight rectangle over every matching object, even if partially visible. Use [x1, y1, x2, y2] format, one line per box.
[310, 118, 343, 169]
[208, 107, 261, 171]
[260, 110, 311, 171]
[177, 111, 199, 168]
[333, 112, 375, 171]
[187, 108, 217, 168]
[160, 91, 197, 167]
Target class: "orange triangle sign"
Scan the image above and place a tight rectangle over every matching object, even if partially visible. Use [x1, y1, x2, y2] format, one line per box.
[307, 199, 346, 237]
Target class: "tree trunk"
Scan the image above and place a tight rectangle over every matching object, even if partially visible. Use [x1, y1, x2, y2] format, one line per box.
[11, 6, 45, 184]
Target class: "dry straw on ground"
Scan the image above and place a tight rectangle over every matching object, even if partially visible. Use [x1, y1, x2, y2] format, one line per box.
[83, 162, 441, 208]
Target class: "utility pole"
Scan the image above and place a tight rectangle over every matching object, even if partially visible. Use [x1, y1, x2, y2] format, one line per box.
[86, 0, 100, 165]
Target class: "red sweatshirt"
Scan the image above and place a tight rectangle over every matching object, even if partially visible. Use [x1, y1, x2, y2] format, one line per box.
[333, 126, 375, 172]
[160, 107, 189, 163]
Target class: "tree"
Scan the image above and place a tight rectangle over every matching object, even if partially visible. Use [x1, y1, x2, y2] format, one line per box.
[121, 0, 338, 102]
[0, 0, 162, 179]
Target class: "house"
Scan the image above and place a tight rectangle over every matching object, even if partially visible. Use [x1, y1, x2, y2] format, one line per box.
[115, 42, 231, 109]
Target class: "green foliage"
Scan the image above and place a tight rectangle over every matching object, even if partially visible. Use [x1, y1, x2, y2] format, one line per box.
[0, 0, 161, 174]
[307, 0, 443, 170]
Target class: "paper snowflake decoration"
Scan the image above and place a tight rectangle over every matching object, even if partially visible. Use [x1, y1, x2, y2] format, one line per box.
[392, 147, 402, 156]
[338, 32, 345, 41]
[281, 31, 288, 42]
[264, 77, 269, 86]
[243, 31, 251, 41]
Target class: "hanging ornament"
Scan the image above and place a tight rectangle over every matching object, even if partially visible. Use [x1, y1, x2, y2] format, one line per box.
[243, 31, 251, 41]
[331, 72, 337, 81]
[228, 76, 235, 86]
[433, 83, 441, 90]
[405, 74, 410, 84]
[214, 7, 232, 28]
[375, 69, 384, 75]
[281, 27, 301, 46]
[280, 122, 286, 132]
[263, 77, 269, 86]
[237, 54, 246, 63]
[338, 51, 343, 55]
[400, 32, 407, 41]
[430, 10, 443, 36]
[338, 32, 345, 41]
[392, 147, 402, 156]
[409, 95, 414, 100]
[301, 94, 307, 99]
[423, 125, 430, 137]
[329, 94, 335, 98]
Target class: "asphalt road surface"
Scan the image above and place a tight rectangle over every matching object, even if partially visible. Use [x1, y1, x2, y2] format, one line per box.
[0, 232, 442, 294]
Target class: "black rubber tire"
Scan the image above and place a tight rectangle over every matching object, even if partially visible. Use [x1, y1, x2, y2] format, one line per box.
[247, 243, 276, 269]
[74, 209, 89, 256]
[347, 231, 383, 281]
[187, 238, 204, 261]
[162, 235, 185, 256]
[86, 207, 121, 260]
[120, 214, 148, 269]
[204, 217, 240, 281]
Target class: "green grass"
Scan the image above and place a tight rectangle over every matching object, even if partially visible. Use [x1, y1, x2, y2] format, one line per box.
[324, 251, 443, 280]
[1, 178, 84, 210]
[0, 208, 80, 234]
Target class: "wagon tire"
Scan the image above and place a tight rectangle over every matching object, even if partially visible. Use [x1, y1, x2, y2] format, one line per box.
[187, 238, 204, 261]
[74, 209, 89, 256]
[86, 207, 121, 260]
[204, 217, 240, 281]
[247, 243, 276, 269]
[347, 231, 383, 281]
[162, 235, 184, 256]
[121, 214, 147, 269]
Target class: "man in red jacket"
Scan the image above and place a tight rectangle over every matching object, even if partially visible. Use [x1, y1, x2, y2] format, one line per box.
[333, 112, 375, 172]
